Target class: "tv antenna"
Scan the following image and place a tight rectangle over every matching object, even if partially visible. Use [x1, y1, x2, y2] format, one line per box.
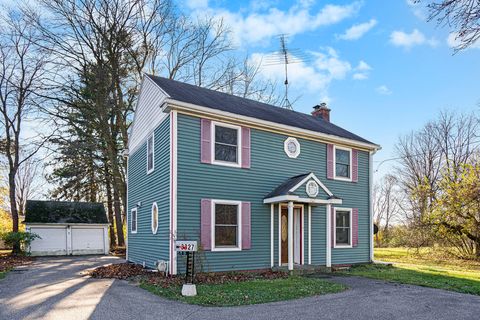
[264, 34, 308, 110]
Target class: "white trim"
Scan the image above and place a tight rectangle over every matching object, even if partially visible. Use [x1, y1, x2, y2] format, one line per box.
[264, 195, 342, 205]
[164, 98, 381, 152]
[369, 151, 375, 262]
[288, 172, 333, 197]
[308, 204, 311, 265]
[270, 204, 274, 268]
[146, 133, 155, 174]
[333, 145, 352, 182]
[25, 223, 109, 227]
[126, 154, 129, 260]
[278, 204, 281, 267]
[151, 202, 159, 234]
[333, 207, 353, 248]
[287, 201, 294, 271]
[173, 111, 178, 274]
[211, 199, 242, 252]
[131, 208, 138, 234]
[301, 207, 305, 265]
[326, 204, 331, 268]
[284, 137, 300, 158]
[211, 121, 242, 168]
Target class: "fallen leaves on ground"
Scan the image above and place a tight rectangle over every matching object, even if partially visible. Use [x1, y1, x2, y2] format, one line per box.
[0, 252, 35, 272]
[89, 262, 289, 288]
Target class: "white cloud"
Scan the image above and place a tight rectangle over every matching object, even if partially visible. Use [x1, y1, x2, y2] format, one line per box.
[353, 73, 368, 80]
[406, 0, 427, 20]
[351, 60, 371, 80]
[389, 29, 438, 49]
[447, 32, 480, 49]
[337, 19, 377, 40]
[376, 85, 392, 95]
[190, 1, 363, 46]
[185, 0, 209, 9]
[250, 47, 353, 102]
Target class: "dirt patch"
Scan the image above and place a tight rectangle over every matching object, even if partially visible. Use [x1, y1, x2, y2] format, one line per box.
[89, 262, 290, 287]
[89, 263, 149, 280]
[0, 252, 35, 272]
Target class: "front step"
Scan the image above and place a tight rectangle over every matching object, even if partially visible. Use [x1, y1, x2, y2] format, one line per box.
[272, 265, 332, 275]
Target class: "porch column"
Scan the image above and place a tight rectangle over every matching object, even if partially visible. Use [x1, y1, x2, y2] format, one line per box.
[326, 204, 332, 268]
[288, 201, 294, 271]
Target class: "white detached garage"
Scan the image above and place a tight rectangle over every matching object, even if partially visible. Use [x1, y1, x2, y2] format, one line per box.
[25, 200, 109, 256]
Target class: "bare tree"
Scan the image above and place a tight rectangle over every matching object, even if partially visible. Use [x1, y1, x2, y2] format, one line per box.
[423, 0, 480, 52]
[15, 156, 41, 217]
[373, 174, 401, 246]
[0, 11, 50, 252]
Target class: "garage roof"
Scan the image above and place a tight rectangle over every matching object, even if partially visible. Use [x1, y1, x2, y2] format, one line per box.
[25, 200, 108, 224]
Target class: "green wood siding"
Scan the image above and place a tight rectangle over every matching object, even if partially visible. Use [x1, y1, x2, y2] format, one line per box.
[176, 114, 370, 272]
[127, 116, 170, 268]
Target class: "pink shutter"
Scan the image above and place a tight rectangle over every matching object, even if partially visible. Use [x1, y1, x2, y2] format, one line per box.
[352, 149, 358, 182]
[352, 208, 359, 247]
[200, 119, 212, 163]
[241, 202, 251, 249]
[200, 199, 212, 250]
[327, 144, 334, 179]
[331, 207, 335, 248]
[241, 127, 251, 168]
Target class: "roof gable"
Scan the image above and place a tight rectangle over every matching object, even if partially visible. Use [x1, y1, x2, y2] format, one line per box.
[25, 200, 108, 224]
[146, 74, 376, 146]
[264, 172, 333, 199]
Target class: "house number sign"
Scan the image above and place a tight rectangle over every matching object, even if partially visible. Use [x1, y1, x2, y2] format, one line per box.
[176, 241, 198, 252]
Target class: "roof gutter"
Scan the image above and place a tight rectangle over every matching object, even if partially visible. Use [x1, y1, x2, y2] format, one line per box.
[163, 98, 381, 152]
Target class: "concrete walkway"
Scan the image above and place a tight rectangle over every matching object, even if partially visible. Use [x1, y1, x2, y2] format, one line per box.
[0, 256, 479, 320]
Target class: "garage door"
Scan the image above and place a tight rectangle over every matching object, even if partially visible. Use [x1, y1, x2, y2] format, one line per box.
[29, 227, 68, 256]
[71, 227, 105, 255]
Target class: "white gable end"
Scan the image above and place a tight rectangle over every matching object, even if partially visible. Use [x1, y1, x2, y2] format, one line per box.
[129, 76, 169, 154]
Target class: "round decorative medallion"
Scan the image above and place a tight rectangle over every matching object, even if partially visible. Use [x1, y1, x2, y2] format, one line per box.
[284, 137, 300, 158]
[306, 180, 319, 198]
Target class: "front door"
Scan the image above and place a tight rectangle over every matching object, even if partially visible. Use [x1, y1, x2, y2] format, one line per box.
[280, 206, 303, 265]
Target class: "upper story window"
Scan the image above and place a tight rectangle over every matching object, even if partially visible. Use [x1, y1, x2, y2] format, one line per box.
[335, 208, 352, 247]
[212, 200, 241, 251]
[334, 146, 351, 181]
[147, 134, 154, 174]
[212, 122, 241, 167]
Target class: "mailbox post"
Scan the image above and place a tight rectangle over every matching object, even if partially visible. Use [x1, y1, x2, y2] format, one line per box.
[175, 240, 197, 296]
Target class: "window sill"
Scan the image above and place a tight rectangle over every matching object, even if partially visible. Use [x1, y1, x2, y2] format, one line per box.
[147, 168, 155, 175]
[211, 247, 242, 252]
[334, 176, 352, 182]
[334, 244, 352, 249]
[131, 230, 137, 234]
[211, 160, 242, 168]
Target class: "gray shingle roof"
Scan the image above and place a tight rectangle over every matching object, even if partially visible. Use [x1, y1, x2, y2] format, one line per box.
[25, 200, 108, 224]
[147, 75, 374, 145]
[264, 173, 310, 199]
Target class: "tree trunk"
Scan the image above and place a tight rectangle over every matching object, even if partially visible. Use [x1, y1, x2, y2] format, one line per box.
[105, 166, 116, 248]
[8, 171, 20, 254]
[113, 186, 125, 246]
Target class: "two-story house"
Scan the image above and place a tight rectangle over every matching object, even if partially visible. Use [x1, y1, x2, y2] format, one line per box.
[126, 74, 380, 275]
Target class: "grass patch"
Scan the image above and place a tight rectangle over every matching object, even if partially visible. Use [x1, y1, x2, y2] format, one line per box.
[343, 247, 480, 296]
[0, 270, 7, 280]
[140, 276, 346, 306]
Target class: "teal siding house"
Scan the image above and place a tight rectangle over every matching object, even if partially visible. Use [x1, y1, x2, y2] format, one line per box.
[126, 74, 380, 275]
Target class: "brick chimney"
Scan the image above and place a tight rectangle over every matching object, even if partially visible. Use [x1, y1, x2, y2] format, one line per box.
[312, 102, 331, 122]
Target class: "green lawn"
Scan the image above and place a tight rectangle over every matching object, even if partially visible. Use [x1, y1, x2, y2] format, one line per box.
[141, 276, 346, 306]
[0, 271, 7, 280]
[344, 248, 480, 295]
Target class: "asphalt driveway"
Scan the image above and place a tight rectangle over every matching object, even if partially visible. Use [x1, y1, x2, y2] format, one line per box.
[0, 256, 479, 320]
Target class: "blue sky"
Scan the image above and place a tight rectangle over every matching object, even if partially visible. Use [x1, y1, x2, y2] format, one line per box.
[182, 0, 480, 178]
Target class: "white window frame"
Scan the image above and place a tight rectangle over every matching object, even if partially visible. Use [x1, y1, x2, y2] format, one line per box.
[211, 199, 242, 251]
[146, 133, 155, 174]
[131, 208, 137, 234]
[333, 145, 352, 182]
[284, 137, 301, 158]
[151, 202, 158, 234]
[333, 207, 353, 248]
[211, 121, 242, 168]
